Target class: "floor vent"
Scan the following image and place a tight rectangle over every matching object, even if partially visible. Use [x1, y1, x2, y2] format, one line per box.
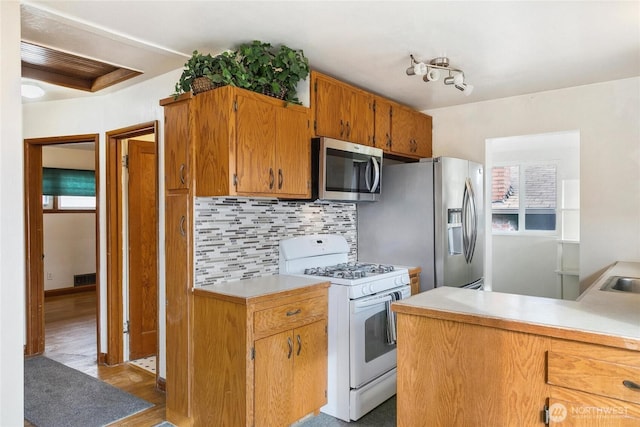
[74, 273, 96, 287]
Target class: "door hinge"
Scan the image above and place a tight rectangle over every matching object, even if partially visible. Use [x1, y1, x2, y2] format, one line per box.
[313, 120, 317, 132]
[314, 81, 317, 92]
[543, 405, 549, 425]
[251, 347, 255, 360]
[122, 154, 129, 169]
[372, 100, 376, 112]
[124, 320, 130, 334]
[233, 174, 238, 187]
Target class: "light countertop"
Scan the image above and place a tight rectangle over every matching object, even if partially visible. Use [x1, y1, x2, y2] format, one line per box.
[194, 274, 330, 304]
[392, 261, 640, 350]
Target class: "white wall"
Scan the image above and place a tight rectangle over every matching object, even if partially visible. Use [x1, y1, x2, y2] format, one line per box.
[427, 77, 640, 291]
[23, 69, 180, 378]
[43, 214, 96, 290]
[0, 1, 24, 424]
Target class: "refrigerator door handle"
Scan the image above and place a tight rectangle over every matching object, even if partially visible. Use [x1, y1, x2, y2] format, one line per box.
[465, 177, 478, 263]
[462, 180, 470, 263]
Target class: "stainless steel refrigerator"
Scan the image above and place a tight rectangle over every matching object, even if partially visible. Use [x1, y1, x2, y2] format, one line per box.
[358, 157, 484, 291]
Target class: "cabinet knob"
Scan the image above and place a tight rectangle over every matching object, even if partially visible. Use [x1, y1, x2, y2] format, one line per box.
[340, 120, 344, 137]
[278, 169, 283, 190]
[269, 168, 275, 190]
[296, 334, 302, 356]
[287, 337, 293, 359]
[346, 121, 351, 138]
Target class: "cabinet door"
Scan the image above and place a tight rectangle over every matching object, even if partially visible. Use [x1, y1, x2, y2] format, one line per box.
[254, 330, 295, 427]
[275, 107, 310, 197]
[164, 101, 190, 190]
[235, 93, 277, 194]
[413, 112, 433, 158]
[390, 104, 415, 156]
[165, 193, 191, 418]
[292, 320, 328, 422]
[314, 74, 346, 140]
[374, 97, 393, 150]
[345, 88, 374, 146]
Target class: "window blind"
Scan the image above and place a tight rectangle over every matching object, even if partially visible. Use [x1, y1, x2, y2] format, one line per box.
[42, 168, 96, 196]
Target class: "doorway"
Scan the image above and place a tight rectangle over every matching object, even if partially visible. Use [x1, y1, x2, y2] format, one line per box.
[105, 122, 159, 368]
[24, 134, 100, 357]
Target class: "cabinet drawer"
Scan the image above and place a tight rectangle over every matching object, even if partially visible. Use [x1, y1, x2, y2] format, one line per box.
[548, 351, 640, 404]
[254, 296, 327, 336]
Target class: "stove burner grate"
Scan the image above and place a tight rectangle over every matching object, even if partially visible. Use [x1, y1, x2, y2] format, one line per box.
[303, 262, 395, 279]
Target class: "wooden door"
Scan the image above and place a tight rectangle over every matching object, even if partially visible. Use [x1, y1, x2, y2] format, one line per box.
[275, 107, 310, 197]
[292, 320, 328, 421]
[390, 104, 415, 156]
[254, 330, 294, 426]
[374, 97, 393, 151]
[165, 192, 191, 419]
[235, 93, 276, 195]
[413, 112, 433, 158]
[164, 100, 190, 190]
[127, 139, 158, 360]
[313, 73, 346, 140]
[346, 88, 373, 146]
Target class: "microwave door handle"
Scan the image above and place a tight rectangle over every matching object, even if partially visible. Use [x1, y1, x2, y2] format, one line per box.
[365, 159, 372, 191]
[370, 157, 380, 193]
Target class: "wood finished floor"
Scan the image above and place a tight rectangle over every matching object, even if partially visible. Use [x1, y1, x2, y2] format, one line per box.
[25, 291, 166, 426]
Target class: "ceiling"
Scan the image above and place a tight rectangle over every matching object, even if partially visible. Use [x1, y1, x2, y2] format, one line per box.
[20, 1, 640, 111]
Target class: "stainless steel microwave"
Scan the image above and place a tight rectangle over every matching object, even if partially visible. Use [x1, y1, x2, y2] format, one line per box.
[311, 137, 382, 202]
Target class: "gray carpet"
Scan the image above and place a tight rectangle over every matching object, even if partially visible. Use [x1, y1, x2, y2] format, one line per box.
[24, 356, 153, 427]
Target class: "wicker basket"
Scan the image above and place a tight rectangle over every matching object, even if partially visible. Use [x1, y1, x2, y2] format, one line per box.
[191, 77, 221, 95]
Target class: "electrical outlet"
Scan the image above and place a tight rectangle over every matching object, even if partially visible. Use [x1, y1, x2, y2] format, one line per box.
[47, 272, 53, 280]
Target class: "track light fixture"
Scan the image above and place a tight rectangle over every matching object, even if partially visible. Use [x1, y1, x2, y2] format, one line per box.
[406, 54, 473, 96]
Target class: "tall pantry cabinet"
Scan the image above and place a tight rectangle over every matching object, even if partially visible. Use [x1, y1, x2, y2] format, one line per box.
[160, 86, 312, 426]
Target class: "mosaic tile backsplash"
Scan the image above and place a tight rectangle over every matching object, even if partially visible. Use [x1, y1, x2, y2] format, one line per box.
[194, 197, 357, 286]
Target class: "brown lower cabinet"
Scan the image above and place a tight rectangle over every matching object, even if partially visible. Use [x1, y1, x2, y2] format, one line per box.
[394, 314, 640, 426]
[191, 283, 329, 427]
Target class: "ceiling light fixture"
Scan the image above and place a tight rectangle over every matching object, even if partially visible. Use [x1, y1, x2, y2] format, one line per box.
[21, 83, 45, 99]
[406, 54, 473, 96]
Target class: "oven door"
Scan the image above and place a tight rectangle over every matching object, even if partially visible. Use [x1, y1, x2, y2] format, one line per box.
[349, 285, 410, 389]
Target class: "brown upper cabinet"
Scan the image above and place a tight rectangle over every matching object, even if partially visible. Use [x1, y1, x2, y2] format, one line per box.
[374, 96, 433, 159]
[161, 86, 311, 199]
[312, 71, 374, 147]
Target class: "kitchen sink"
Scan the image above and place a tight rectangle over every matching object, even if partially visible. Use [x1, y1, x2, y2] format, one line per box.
[600, 276, 640, 294]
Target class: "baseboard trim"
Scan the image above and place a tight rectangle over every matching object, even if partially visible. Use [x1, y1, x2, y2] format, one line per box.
[156, 376, 166, 392]
[45, 284, 96, 298]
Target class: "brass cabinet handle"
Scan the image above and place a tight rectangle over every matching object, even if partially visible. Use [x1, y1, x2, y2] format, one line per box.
[623, 380, 640, 391]
[269, 168, 274, 189]
[346, 121, 351, 137]
[179, 215, 186, 237]
[179, 163, 186, 185]
[286, 308, 301, 316]
[287, 337, 293, 359]
[340, 120, 344, 136]
[296, 334, 302, 356]
[278, 169, 283, 190]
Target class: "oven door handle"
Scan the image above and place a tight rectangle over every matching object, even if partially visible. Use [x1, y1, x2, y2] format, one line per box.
[352, 295, 392, 311]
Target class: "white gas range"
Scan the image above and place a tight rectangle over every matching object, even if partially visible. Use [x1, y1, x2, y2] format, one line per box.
[279, 234, 410, 422]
